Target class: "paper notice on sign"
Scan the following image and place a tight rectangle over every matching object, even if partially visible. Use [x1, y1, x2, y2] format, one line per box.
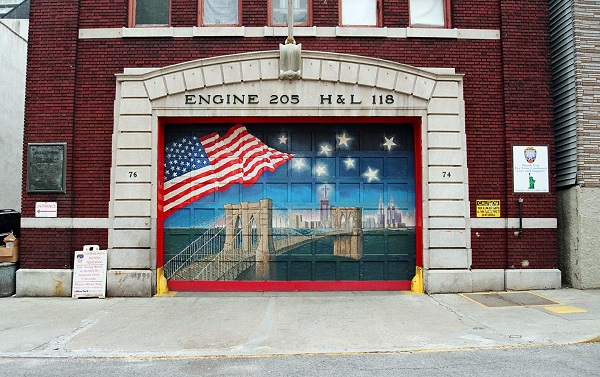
[476, 200, 501, 217]
[513, 146, 549, 193]
[72, 245, 107, 299]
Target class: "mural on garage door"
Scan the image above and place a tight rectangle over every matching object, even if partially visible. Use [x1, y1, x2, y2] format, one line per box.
[162, 122, 416, 282]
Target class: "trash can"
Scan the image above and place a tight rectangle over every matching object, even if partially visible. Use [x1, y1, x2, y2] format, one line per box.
[0, 210, 20, 268]
[0, 209, 20, 240]
[0, 262, 16, 297]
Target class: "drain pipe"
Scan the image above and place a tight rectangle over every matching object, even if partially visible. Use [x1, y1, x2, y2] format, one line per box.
[518, 197, 523, 236]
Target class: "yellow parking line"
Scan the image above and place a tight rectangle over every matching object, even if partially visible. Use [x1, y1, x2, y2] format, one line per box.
[544, 305, 587, 314]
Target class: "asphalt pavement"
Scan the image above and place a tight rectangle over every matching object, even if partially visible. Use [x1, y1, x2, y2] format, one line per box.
[0, 288, 598, 359]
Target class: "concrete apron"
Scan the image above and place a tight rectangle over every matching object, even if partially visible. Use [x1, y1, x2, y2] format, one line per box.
[0, 289, 598, 358]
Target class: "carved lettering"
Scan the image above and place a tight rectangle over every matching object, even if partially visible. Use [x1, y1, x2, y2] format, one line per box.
[248, 94, 259, 104]
[320, 95, 332, 105]
[198, 94, 211, 104]
[185, 94, 261, 105]
[183, 93, 394, 106]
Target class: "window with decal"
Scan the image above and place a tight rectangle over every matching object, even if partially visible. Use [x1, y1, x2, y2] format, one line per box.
[340, 0, 381, 27]
[201, 0, 240, 26]
[131, 0, 170, 26]
[410, 0, 451, 28]
[270, 0, 310, 26]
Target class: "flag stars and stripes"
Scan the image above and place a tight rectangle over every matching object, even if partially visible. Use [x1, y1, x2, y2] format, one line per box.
[164, 136, 211, 182]
[163, 125, 293, 217]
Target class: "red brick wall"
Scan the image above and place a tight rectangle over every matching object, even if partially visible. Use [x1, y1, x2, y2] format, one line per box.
[471, 229, 507, 269]
[79, 0, 128, 27]
[23, 0, 79, 219]
[501, 0, 555, 269]
[472, 228, 558, 270]
[500, 0, 555, 219]
[19, 229, 108, 269]
[23, 0, 557, 270]
[172, 0, 198, 26]
[452, 0, 501, 29]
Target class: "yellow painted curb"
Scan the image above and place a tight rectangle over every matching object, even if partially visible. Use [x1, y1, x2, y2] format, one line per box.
[411, 266, 424, 294]
[154, 292, 178, 297]
[156, 267, 170, 296]
[580, 336, 600, 344]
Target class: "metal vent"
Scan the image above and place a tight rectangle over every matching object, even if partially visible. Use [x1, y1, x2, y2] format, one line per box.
[549, 0, 577, 187]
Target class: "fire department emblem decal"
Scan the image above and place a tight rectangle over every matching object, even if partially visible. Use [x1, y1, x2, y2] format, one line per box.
[524, 147, 537, 164]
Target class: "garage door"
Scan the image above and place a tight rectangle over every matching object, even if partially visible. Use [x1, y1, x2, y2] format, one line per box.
[161, 120, 416, 287]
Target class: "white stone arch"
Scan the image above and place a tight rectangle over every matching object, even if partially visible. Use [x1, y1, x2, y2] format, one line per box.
[110, 50, 470, 293]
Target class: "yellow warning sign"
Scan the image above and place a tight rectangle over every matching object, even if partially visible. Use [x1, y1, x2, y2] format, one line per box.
[476, 200, 500, 217]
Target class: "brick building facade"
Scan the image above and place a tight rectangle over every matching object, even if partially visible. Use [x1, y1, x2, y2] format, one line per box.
[18, 0, 561, 296]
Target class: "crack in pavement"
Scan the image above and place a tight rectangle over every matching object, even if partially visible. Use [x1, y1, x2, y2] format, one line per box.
[428, 295, 515, 344]
[29, 309, 112, 355]
[236, 297, 277, 353]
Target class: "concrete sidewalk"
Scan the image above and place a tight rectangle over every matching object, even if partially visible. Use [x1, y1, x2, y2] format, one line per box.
[0, 288, 599, 359]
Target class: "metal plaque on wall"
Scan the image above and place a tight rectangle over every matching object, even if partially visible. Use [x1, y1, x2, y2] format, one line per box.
[26, 143, 67, 193]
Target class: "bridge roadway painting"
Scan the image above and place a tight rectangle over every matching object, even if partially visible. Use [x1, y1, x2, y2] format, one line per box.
[162, 121, 416, 283]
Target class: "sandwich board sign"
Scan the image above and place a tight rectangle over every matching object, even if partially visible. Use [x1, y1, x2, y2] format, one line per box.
[72, 245, 107, 299]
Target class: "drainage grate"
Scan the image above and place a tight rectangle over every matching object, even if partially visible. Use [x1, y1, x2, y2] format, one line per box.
[461, 291, 561, 308]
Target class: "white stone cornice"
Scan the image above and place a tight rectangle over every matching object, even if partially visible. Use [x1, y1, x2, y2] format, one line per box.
[79, 27, 501, 40]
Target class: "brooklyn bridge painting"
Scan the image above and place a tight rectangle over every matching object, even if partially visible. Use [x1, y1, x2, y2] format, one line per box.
[162, 122, 416, 282]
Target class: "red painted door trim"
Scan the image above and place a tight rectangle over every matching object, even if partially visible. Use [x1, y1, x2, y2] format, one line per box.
[414, 118, 423, 268]
[157, 118, 166, 268]
[157, 116, 422, 291]
[168, 280, 412, 292]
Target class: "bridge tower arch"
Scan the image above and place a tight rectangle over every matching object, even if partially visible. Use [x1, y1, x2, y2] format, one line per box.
[332, 207, 364, 259]
[250, 216, 259, 248]
[234, 216, 243, 249]
[224, 198, 274, 278]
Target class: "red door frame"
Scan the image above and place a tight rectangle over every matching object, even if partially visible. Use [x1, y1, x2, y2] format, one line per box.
[157, 116, 422, 291]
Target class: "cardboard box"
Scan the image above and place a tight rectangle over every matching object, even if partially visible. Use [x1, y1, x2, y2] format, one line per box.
[0, 238, 19, 263]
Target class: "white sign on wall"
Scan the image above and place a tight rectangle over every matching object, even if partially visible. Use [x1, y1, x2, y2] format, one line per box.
[72, 245, 108, 299]
[35, 202, 57, 217]
[513, 146, 549, 193]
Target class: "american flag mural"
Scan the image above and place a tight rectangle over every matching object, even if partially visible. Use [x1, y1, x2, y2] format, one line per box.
[162, 122, 417, 282]
[163, 124, 292, 216]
